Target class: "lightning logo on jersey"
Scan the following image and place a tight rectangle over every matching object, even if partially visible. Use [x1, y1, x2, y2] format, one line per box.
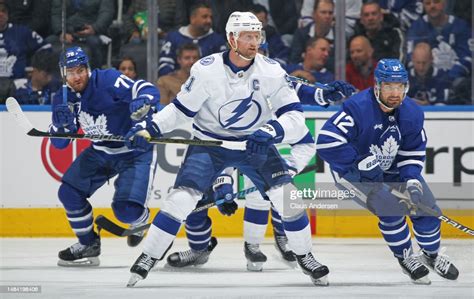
[218, 92, 262, 130]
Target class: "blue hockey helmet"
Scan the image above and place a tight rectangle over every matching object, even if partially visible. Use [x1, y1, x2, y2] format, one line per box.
[374, 59, 408, 84]
[374, 58, 409, 110]
[59, 46, 89, 69]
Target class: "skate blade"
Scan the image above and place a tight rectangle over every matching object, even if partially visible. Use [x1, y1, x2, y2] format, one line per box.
[57, 257, 100, 267]
[412, 276, 431, 285]
[127, 273, 143, 287]
[402, 270, 431, 285]
[246, 261, 264, 272]
[311, 274, 329, 286]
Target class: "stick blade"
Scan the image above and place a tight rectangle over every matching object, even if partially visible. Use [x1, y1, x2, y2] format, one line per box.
[5, 97, 34, 134]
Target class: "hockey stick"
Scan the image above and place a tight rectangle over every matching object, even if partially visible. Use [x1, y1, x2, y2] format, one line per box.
[61, 0, 67, 105]
[338, 177, 474, 236]
[5, 97, 230, 147]
[95, 164, 319, 237]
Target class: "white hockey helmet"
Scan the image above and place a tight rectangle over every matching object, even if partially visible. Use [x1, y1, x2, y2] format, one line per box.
[225, 11, 263, 45]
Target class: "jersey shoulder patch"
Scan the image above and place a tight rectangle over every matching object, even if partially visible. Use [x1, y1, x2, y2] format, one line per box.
[199, 56, 215, 66]
[262, 56, 277, 64]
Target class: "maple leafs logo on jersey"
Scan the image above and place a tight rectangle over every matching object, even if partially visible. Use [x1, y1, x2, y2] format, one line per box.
[0, 48, 17, 77]
[78, 112, 110, 135]
[432, 41, 458, 71]
[369, 136, 400, 170]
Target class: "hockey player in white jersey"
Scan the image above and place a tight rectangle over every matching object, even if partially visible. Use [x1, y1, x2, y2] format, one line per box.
[316, 59, 459, 284]
[125, 11, 329, 287]
[164, 79, 355, 271]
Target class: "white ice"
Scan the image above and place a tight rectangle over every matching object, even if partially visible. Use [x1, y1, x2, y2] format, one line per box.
[0, 238, 473, 298]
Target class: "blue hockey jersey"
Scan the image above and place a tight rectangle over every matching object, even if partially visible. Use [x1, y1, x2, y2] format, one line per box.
[0, 23, 51, 79]
[14, 77, 60, 105]
[158, 26, 227, 77]
[285, 63, 335, 84]
[316, 88, 427, 182]
[407, 15, 472, 78]
[407, 67, 451, 105]
[51, 69, 161, 156]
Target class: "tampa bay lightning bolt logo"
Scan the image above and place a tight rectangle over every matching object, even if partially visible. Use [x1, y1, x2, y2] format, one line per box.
[218, 92, 262, 130]
[200, 56, 215, 66]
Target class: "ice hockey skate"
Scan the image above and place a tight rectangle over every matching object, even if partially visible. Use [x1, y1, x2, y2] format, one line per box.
[421, 248, 459, 280]
[398, 249, 431, 284]
[295, 252, 329, 286]
[273, 231, 297, 268]
[127, 253, 158, 287]
[167, 237, 217, 267]
[244, 242, 267, 271]
[57, 237, 101, 267]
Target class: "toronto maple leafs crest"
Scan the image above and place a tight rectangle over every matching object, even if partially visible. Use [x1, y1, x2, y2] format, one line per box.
[78, 112, 111, 135]
[218, 92, 262, 130]
[369, 135, 400, 170]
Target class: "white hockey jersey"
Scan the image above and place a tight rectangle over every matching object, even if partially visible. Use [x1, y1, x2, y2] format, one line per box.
[153, 51, 307, 147]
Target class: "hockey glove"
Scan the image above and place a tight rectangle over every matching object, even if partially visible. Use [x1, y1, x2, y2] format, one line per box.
[213, 175, 237, 216]
[342, 154, 383, 195]
[319, 81, 355, 104]
[246, 121, 284, 168]
[130, 95, 153, 121]
[52, 104, 76, 132]
[124, 119, 162, 151]
[406, 179, 423, 206]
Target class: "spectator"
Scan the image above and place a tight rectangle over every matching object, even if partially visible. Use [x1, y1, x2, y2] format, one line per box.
[353, 1, 405, 62]
[408, 42, 451, 105]
[299, 0, 362, 38]
[250, 4, 289, 66]
[407, 0, 472, 79]
[254, 0, 298, 45]
[157, 43, 200, 105]
[122, 0, 187, 44]
[158, 3, 226, 77]
[48, 0, 115, 69]
[0, 2, 51, 79]
[286, 37, 334, 84]
[6, 0, 51, 38]
[290, 0, 335, 64]
[116, 56, 138, 80]
[378, 0, 424, 32]
[13, 50, 60, 105]
[346, 35, 376, 91]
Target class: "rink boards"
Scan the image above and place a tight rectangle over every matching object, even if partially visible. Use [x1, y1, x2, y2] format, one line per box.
[0, 106, 472, 237]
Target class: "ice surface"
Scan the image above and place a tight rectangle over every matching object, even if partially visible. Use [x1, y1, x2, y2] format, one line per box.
[1, 238, 473, 298]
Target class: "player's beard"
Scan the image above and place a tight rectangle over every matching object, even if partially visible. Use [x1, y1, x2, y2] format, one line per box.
[382, 95, 403, 109]
[237, 46, 257, 60]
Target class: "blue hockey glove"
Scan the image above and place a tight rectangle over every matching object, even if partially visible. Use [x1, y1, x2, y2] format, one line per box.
[130, 95, 153, 121]
[213, 175, 237, 216]
[124, 120, 161, 151]
[246, 121, 283, 168]
[406, 179, 423, 206]
[52, 104, 76, 131]
[321, 81, 355, 103]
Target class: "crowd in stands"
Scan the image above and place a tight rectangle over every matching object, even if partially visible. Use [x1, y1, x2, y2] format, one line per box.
[0, 0, 472, 105]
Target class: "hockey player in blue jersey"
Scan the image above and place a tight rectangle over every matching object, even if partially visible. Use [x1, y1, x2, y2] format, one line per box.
[50, 46, 161, 267]
[316, 58, 459, 284]
[125, 11, 330, 287]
